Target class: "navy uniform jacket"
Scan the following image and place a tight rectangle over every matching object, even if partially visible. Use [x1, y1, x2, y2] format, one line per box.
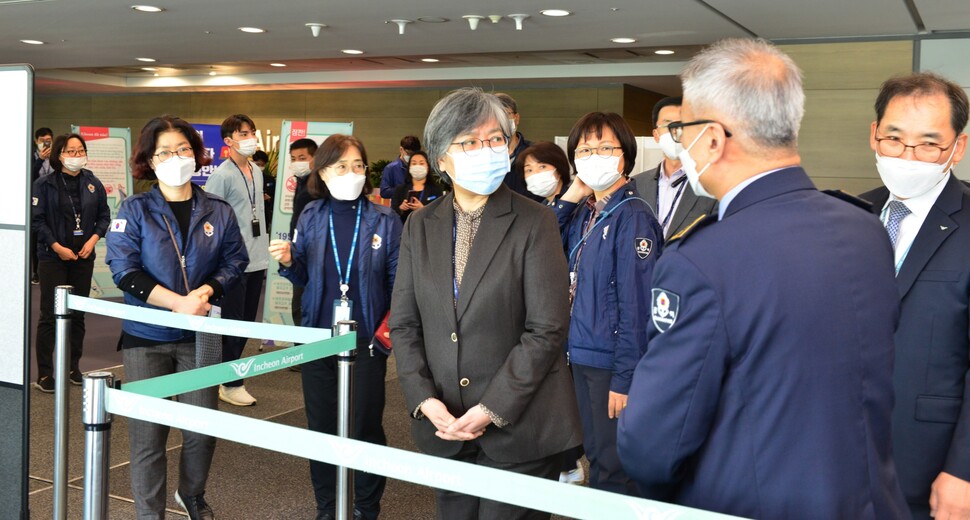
[860, 175, 970, 519]
[618, 167, 908, 519]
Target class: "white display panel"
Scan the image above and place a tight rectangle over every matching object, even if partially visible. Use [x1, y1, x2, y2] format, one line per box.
[0, 68, 29, 227]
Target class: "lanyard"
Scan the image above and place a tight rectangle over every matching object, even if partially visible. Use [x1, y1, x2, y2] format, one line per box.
[329, 203, 362, 298]
[452, 219, 459, 307]
[230, 160, 257, 216]
[657, 174, 688, 231]
[59, 173, 82, 230]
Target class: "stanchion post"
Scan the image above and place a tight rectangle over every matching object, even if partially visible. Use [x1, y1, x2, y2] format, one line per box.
[53, 285, 73, 520]
[334, 320, 357, 520]
[82, 372, 114, 520]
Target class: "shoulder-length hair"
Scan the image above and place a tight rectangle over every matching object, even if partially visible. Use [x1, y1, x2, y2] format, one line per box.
[131, 115, 211, 180]
[49, 133, 87, 173]
[566, 112, 638, 177]
[513, 141, 570, 186]
[306, 134, 373, 200]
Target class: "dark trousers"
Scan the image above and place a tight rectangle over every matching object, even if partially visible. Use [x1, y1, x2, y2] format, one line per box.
[36, 258, 93, 380]
[220, 270, 264, 387]
[572, 364, 640, 496]
[434, 442, 562, 520]
[302, 343, 387, 520]
[291, 285, 305, 325]
[29, 232, 38, 278]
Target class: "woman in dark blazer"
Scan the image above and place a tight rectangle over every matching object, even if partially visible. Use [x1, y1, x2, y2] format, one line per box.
[390, 151, 444, 223]
[390, 87, 582, 520]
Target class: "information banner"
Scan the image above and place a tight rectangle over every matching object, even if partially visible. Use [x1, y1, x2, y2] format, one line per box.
[191, 123, 226, 186]
[73, 125, 133, 298]
[263, 121, 353, 329]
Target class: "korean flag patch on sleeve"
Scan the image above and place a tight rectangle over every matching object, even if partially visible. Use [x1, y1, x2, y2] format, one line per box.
[110, 219, 127, 233]
[651, 288, 680, 333]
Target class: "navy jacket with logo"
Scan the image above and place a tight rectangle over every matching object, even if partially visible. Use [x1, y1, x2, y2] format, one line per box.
[280, 197, 401, 339]
[105, 184, 249, 342]
[32, 168, 110, 261]
[554, 180, 663, 394]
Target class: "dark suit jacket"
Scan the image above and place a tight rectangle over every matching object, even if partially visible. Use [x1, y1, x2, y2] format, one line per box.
[633, 163, 717, 240]
[390, 184, 582, 463]
[860, 175, 970, 518]
[619, 167, 908, 519]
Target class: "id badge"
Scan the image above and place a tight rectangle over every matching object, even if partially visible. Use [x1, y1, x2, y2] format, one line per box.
[209, 305, 222, 319]
[332, 298, 353, 326]
[73, 229, 84, 236]
[251, 218, 261, 238]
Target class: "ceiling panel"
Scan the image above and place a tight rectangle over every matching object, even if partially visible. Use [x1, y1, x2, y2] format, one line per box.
[706, 0, 919, 39]
[914, 0, 970, 32]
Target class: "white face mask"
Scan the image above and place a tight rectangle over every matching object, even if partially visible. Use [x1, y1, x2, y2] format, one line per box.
[448, 148, 510, 196]
[525, 170, 559, 198]
[154, 155, 196, 186]
[678, 124, 715, 199]
[875, 145, 956, 199]
[62, 156, 87, 172]
[326, 172, 367, 201]
[235, 138, 258, 157]
[658, 132, 684, 160]
[575, 154, 622, 191]
[290, 161, 311, 176]
[409, 165, 428, 180]
[402, 153, 411, 164]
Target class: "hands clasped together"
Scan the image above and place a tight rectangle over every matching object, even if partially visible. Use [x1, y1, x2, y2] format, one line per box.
[420, 398, 493, 441]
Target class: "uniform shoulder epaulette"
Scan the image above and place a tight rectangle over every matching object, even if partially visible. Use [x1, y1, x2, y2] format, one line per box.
[667, 214, 716, 245]
[821, 189, 874, 213]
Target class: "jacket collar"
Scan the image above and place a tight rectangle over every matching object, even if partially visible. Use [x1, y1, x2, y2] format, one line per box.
[721, 167, 815, 219]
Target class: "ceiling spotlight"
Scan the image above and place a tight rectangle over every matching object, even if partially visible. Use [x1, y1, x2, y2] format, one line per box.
[421, 58, 439, 63]
[208, 71, 217, 76]
[540, 9, 571, 17]
[136, 57, 156, 62]
[305, 23, 327, 37]
[417, 17, 449, 23]
[153, 73, 159, 77]
[388, 19, 413, 35]
[131, 5, 163, 12]
[270, 63, 287, 67]
[20, 40, 45, 45]
[462, 15, 485, 30]
[611, 37, 637, 44]
[238, 27, 266, 34]
[341, 49, 364, 55]
[654, 49, 674, 55]
[141, 67, 158, 71]
[508, 13, 529, 30]
[488, 15, 502, 24]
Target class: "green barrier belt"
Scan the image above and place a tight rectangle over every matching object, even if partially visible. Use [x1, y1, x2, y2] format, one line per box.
[122, 333, 356, 398]
[67, 294, 331, 344]
[105, 388, 743, 520]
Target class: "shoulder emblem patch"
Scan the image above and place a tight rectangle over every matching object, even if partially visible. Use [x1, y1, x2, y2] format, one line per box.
[635, 238, 653, 259]
[31, 197, 38, 206]
[292, 229, 299, 244]
[651, 289, 680, 333]
[203, 221, 214, 237]
[110, 219, 127, 233]
[372, 234, 383, 250]
[87, 183, 95, 193]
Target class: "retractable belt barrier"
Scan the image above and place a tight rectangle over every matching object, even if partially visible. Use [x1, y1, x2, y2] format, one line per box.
[61, 293, 744, 520]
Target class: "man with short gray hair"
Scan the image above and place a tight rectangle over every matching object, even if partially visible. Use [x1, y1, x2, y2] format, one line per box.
[618, 38, 907, 519]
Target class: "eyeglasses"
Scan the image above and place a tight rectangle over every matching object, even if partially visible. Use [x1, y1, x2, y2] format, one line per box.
[574, 145, 621, 160]
[61, 149, 87, 157]
[450, 135, 509, 156]
[153, 146, 195, 163]
[874, 136, 955, 163]
[327, 161, 367, 175]
[667, 120, 733, 144]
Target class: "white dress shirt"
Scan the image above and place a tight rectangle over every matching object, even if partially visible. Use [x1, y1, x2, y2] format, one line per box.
[880, 172, 951, 271]
[656, 162, 686, 234]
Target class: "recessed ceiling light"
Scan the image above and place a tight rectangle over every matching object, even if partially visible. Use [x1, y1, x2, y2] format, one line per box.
[421, 58, 440, 63]
[208, 71, 217, 76]
[136, 57, 156, 62]
[540, 9, 571, 17]
[341, 49, 364, 55]
[238, 27, 266, 34]
[654, 49, 675, 55]
[141, 67, 158, 71]
[153, 73, 159, 77]
[417, 17, 450, 23]
[131, 5, 163, 13]
[20, 40, 45, 45]
[270, 63, 287, 67]
[611, 37, 637, 44]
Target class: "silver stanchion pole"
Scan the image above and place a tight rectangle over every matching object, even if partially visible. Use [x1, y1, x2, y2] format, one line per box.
[53, 285, 73, 520]
[334, 320, 357, 520]
[82, 372, 114, 520]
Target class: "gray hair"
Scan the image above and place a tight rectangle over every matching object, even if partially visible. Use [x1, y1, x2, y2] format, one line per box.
[681, 38, 805, 150]
[424, 87, 512, 182]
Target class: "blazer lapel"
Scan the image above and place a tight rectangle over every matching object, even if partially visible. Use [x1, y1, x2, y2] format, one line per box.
[456, 185, 515, 321]
[425, 193, 460, 327]
[666, 186, 698, 240]
[895, 176, 963, 299]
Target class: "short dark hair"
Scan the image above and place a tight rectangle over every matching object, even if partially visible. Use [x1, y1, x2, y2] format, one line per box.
[875, 72, 969, 136]
[403, 150, 430, 186]
[34, 127, 53, 140]
[290, 138, 318, 156]
[566, 112, 638, 177]
[513, 141, 570, 186]
[495, 93, 518, 114]
[307, 134, 372, 199]
[252, 150, 269, 163]
[400, 135, 420, 153]
[49, 133, 86, 173]
[131, 115, 211, 180]
[220, 114, 256, 139]
[652, 96, 683, 129]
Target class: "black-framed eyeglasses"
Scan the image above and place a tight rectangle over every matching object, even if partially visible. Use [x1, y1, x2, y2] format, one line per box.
[668, 120, 733, 144]
[61, 149, 87, 157]
[874, 136, 955, 163]
[153, 146, 195, 163]
[450, 135, 509, 156]
[574, 145, 622, 160]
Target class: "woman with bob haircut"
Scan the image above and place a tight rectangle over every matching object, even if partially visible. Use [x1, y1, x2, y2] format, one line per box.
[106, 114, 249, 520]
[554, 111, 663, 497]
[268, 134, 401, 520]
[31, 132, 110, 393]
[391, 150, 445, 222]
[512, 141, 570, 206]
[390, 87, 582, 519]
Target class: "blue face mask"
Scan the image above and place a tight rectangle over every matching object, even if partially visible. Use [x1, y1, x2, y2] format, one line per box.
[448, 147, 510, 196]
